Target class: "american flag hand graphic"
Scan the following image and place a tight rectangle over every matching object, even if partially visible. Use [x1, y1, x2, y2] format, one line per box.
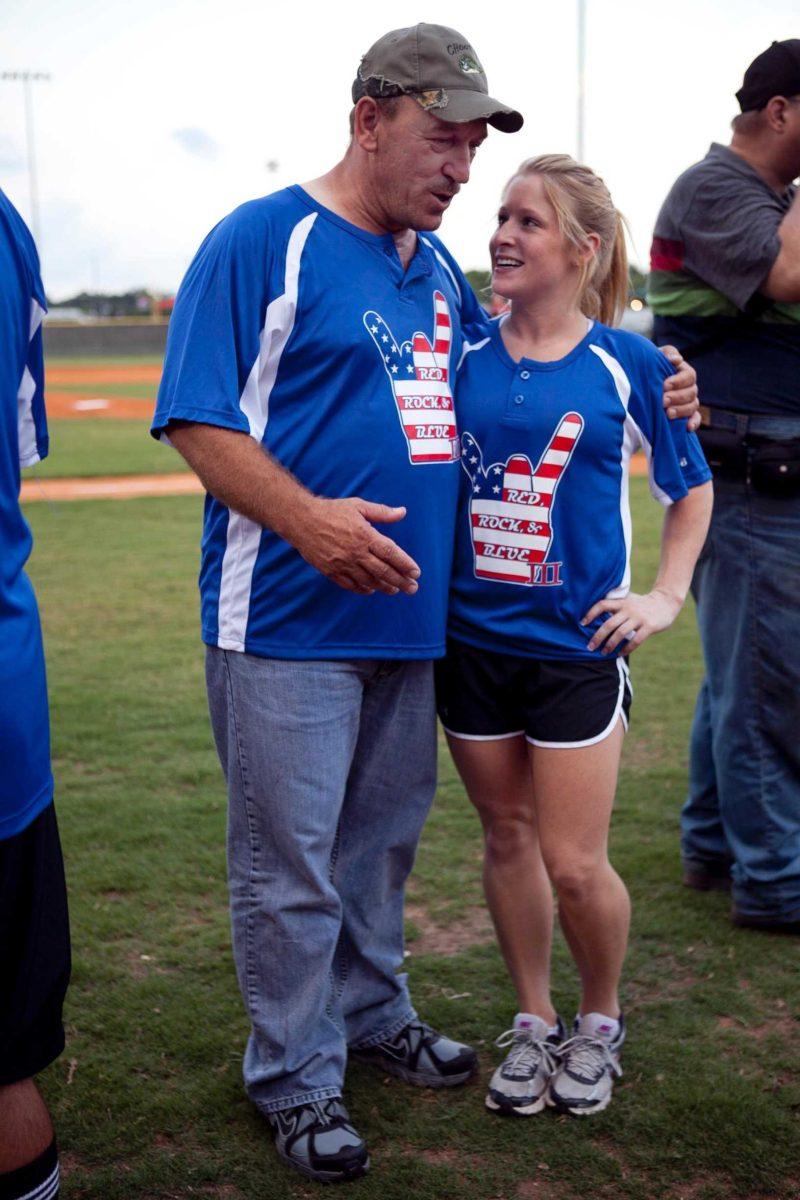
[461, 412, 584, 586]
[364, 291, 459, 465]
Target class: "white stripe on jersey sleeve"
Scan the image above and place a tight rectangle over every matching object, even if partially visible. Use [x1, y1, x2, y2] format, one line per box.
[589, 342, 673, 508]
[216, 213, 317, 652]
[623, 413, 673, 507]
[588, 343, 640, 599]
[18, 297, 46, 468]
[419, 237, 462, 306]
[456, 334, 490, 373]
[589, 343, 631, 408]
[239, 212, 317, 442]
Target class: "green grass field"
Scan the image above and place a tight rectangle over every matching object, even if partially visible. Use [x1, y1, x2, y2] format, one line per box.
[20, 357, 183, 479]
[24, 483, 800, 1200]
[22, 420, 187, 479]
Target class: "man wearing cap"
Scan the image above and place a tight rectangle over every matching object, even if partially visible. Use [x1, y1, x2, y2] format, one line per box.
[153, 23, 698, 1183]
[649, 40, 800, 933]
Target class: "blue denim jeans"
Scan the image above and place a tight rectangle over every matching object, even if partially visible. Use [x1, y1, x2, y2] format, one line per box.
[205, 648, 437, 1113]
[682, 425, 800, 920]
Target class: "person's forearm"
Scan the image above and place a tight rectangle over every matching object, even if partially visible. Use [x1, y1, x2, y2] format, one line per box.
[763, 191, 800, 302]
[582, 480, 713, 654]
[168, 421, 317, 544]
[652, 481, 713, 609]
[166, 421, 420, 595]
[778, 189, 800, 255]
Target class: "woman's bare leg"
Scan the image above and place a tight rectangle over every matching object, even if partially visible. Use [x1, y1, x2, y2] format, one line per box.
[446, 733, 556, 1023]
[530, 721, 629, 1018]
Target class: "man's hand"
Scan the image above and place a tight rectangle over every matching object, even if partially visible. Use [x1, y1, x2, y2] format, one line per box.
[292, 497, 420, 596]
[167, 422, 420, 597]
[581, 587, 682, 655]
[659, 345, 700, 431]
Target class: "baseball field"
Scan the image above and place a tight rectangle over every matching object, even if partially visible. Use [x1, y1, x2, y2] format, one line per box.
[22, 357, 800, 1199]
[21, 357, 183, 483]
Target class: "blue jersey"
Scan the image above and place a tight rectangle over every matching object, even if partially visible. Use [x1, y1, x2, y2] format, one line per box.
[152, 186, 484, 660]
[0, 189, 52, 839]
[448, 319, 711, 660]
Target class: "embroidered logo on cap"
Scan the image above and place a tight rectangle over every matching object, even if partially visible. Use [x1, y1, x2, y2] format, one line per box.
[459, 54, 481, 75]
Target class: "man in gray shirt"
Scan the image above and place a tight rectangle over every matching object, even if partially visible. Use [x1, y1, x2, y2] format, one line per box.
[648, 39, 800, 932]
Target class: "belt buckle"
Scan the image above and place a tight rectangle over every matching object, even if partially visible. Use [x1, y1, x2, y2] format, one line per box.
[699, 404, 712, 428]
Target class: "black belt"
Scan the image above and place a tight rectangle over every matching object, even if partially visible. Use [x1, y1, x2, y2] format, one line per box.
[698, 404, 800, 438]
[697, 407, 800, 496]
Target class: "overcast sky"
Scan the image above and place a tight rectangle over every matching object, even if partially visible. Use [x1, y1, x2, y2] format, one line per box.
[0, 0, 797, 300]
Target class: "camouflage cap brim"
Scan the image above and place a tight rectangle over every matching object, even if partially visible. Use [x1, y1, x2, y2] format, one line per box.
[410, 87, 524, 133]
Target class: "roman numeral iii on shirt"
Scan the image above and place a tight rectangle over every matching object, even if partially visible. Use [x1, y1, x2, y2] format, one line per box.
[460, 412, 584, 586]
[364, 291, 459, 464]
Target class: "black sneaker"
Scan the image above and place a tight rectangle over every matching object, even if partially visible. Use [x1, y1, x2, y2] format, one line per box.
[731, 909, 800, 934]
[268, 1098, 369, 1183]
[351, 1019, 477, 1087]
[682, 859, 732, 892]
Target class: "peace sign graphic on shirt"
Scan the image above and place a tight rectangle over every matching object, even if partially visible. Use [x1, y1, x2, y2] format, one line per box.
[363, 291, 459, 465]
[460, 412, 584, 586]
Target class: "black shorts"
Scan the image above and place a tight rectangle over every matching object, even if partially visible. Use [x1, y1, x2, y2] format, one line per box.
[435, 638, 632, 748]
[0, 802, 71, 1085]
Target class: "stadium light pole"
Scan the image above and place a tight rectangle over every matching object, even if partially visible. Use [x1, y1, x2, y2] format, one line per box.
[1, 70, 51, 252]
[576, 0, 586, 162]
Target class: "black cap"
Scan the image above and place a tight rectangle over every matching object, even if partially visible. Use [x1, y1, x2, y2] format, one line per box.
[736, 39, 800, 112]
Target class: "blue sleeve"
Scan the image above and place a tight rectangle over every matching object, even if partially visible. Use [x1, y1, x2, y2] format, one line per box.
[151, 209, 273, 440]
[19, 300, 48, 467]
[11, 200, 48, 468]
[626, 340, 711, 506]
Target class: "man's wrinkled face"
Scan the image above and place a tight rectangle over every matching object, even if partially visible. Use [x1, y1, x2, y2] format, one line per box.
[370, 99, 487, 231]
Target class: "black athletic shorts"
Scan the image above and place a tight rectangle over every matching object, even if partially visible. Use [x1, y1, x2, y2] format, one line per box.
[435, 638, 632, 748]
[0, 802, 71, 1085]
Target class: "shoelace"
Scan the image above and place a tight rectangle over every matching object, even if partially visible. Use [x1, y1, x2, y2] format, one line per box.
[555, 1034, 620, 1081]
[309, 1099, 344, 1127]
[494, 1028, 559, 1075]
[402, 1020, 437, 1049]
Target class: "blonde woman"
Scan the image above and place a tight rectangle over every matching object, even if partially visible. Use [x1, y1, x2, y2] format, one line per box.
[435, 156, 713, 1116]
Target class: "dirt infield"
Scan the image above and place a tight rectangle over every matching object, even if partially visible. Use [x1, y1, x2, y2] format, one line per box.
[46, 362, 160, 419]
[46, 391, 156, 419]
[20, 472, 204, 502]
[47, 365, 162, 385]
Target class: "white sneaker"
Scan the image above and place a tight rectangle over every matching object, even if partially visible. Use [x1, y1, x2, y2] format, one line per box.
[485, 1014, 566, 1116]
[547, 1012, 625, 1116]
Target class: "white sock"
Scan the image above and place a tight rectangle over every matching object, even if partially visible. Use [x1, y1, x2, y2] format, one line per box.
[577, 1011, 620, 1040]
[514, 1012, 561, 1038]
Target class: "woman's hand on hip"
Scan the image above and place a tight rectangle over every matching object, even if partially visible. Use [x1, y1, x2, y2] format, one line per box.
[581, 589, 683, 655]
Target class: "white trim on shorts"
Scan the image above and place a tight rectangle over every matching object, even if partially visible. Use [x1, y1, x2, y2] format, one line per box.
[441, 726, 525, 742]
[525, 658, 630, 750]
